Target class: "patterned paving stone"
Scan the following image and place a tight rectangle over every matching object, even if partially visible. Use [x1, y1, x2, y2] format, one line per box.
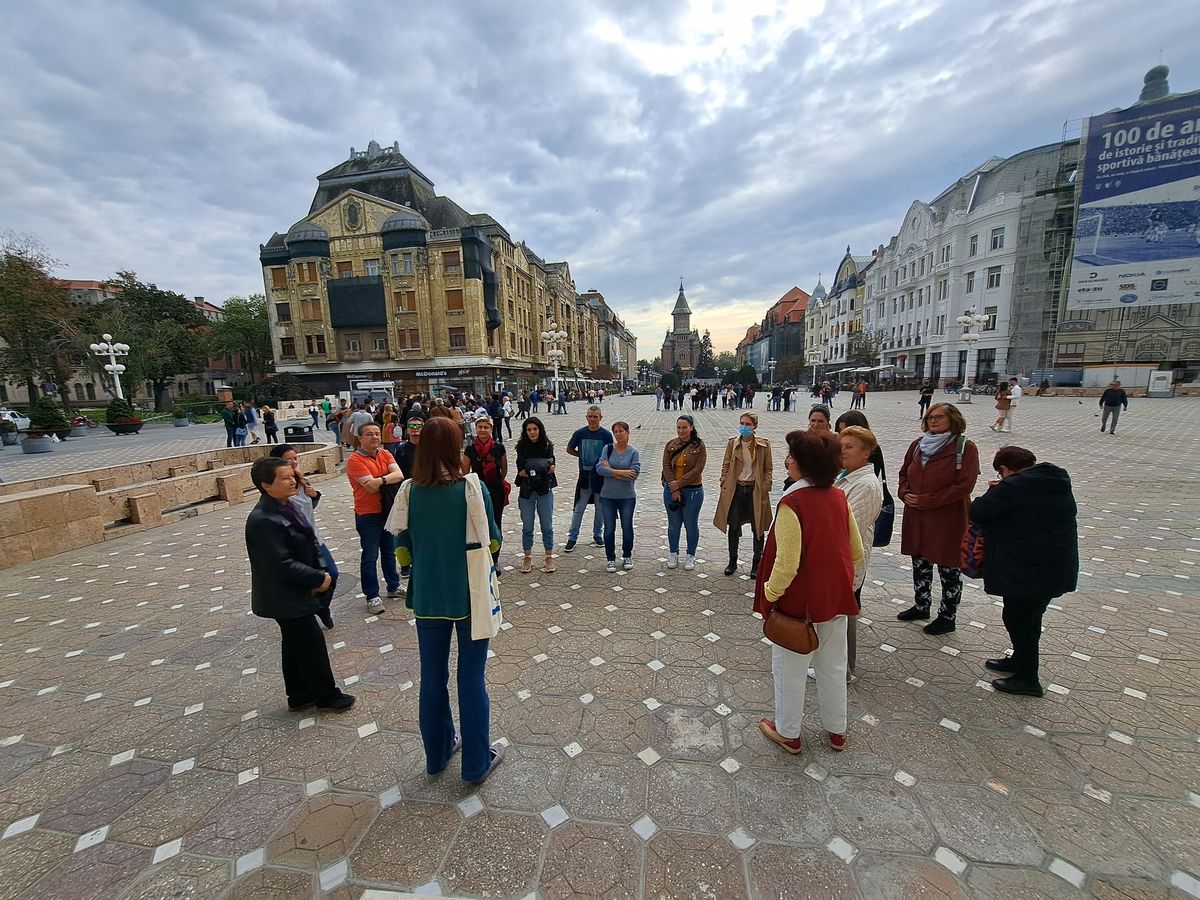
[25, 841, 152, 900]
[477, 744, 569, 813]
[824, 774, 937, 853]
[226, 865, 315, 898]
[647, 759, 737, 835]
[539, 822, 642, 900]
[966, 864, 1081, 898]
[0, 831, 76, 900]
[184, 779, 303, 857]
[915, 782, 1045, 866]
[1116, 796, 1200, 877]
[350, 800, 461, 888]
[644, 831, 748, 899]
[855, 853, 971, 899]
[747, 844, 857, 899]
[559, 754, 650, 823]
[38, 758, 170, 835]
[734, 766, 834, 845]
[119, 853, 232, 900]
[108, 768, 235, 848]
[266, 791, 378, 871]
[439, 810, 544, 897]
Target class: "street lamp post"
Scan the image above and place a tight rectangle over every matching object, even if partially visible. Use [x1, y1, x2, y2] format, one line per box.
[767, 357, 777, 386]
[540, 321, 569, 414]
[89, 333, 131, 400]
[954, 308, 989, 403]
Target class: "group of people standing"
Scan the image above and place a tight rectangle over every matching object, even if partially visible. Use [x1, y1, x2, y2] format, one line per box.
[244, 387, 1080, 783]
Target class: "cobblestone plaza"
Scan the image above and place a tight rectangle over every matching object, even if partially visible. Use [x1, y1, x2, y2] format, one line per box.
[0, 393, 1197, 898]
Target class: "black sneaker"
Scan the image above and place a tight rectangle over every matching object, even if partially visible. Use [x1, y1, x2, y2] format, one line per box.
[564, 539, 577, 553]
[317, 693, 356, 711]
[592, 536, 604, 546]
[287, 697, 314, 711]
[923, 617, 956, 636]
[992, 676, 1044, 697]
[400, 565, 412, 578]
[723, 561, 738, 576]
[896, 605, 931, 621]
[317, 607, 334, 630]
[984, 657, 1017, 673]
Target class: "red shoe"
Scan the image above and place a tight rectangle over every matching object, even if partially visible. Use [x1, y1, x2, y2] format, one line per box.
[828, 732, 847, 752]
[759, 718, 803, 754]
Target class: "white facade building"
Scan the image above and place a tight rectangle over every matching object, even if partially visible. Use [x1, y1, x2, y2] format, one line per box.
[870, 144, 1065, 384]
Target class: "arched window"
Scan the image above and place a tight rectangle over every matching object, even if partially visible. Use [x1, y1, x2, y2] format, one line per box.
[74, 383, 85, 400]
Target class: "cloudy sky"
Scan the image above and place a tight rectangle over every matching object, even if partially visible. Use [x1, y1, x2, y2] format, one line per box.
[2, 0, 1196, 354]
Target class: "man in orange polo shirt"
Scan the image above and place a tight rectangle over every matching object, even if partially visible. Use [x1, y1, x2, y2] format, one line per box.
[346, 424, 403, 614]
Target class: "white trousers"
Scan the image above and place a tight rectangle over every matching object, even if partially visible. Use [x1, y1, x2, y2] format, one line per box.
[771, 615, 848, 739]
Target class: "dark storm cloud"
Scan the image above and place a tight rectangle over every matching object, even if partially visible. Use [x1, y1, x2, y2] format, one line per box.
[0, 0, 1196, 352]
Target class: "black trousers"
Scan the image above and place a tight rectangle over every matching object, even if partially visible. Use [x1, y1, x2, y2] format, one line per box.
[1001, 596, 1052, 681]
[277, 615, 338, 705]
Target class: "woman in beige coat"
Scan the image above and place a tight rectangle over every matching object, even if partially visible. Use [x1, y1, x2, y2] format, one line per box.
[713, 411, 773, 577]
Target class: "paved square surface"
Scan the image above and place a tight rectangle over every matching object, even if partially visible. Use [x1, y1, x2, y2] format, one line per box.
[0, 392, 1197, 898]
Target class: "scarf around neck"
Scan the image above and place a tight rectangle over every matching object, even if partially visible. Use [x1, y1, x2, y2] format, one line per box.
[474, 437, 499, 484]
[918, 431, 956, 464]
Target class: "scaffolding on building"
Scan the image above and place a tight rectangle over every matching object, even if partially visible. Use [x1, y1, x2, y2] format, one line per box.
[1008, 119, 1083, 377]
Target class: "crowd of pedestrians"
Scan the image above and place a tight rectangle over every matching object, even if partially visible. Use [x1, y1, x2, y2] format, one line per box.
[244, 381, 1079, 780]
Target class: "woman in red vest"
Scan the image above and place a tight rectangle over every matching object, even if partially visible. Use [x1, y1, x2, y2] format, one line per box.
[755, 430, 864, 754]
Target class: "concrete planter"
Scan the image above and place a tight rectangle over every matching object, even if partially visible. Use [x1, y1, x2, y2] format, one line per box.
[173, 418, 190, 427]
[105, 421, 144, 436]
[0, 432, 18, 447]
[21, 436, 53, 454]
[69, 426, 90, 438]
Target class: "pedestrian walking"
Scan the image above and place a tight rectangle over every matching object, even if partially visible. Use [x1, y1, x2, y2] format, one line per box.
[969, 446, 1078, 697]
[346, 424, 403, 615]
[308, 401, 320, 428]
[713, 411, 772, 578]
[896, 403, 979, 635]
[515, 417, 558, 574]
[1098, 380, 1128, 435]
[596, 421, 640, 572]
[1004, 378, 1022, 431]
[990, 383, 1012, 432]
[387, 417, 505, 784]
[245, 457, 353, 712]
[918, 382, 934, 418]
[662, 415, 707, 571]
[756, 429, 863, 754]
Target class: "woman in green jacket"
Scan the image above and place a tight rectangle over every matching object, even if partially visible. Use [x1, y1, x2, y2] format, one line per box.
[393, 417, 504, 785]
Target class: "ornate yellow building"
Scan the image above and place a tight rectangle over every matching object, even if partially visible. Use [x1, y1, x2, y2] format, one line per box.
[259, 141, 603, 396]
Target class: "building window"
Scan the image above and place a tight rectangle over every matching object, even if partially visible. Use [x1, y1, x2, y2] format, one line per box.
[270, 267, 287, 290]
[275, 302, 292, 323]
[403, 252, 414, 275]
[990, 227, 1005, 251]
[372, 334, 388, 352]
[364, 258, 380, 277]
[507, 299, 515, 316]
[969, 234, 978, 257]
[443, 251, 461, 275]
[300, 297, 323, 321]
[448, 326, 467, 350]
[965, 271, 975, 293]
[297, 261, 319, 284]
[336, 261, 353, 278]
[446, 289, 464, 311]
[305, 333, 326, 355]
[983, 306, 998, 331]
[395, 328, 421, 350]
[940, 245, 951, 264]
[280, 337, 296, 357]
[919, 257, 925, 276]
[509, 333, 517, 350]
[987, 266, 1002, 289]
[393, 289, 417, 312]
[345, 336, 361, 353]
[937, 278, 949, 301]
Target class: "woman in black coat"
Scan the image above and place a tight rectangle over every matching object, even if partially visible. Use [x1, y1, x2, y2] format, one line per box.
[969, 446, 1078, 697]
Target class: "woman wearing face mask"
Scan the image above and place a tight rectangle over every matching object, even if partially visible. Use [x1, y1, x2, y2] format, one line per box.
[713, 411, 772, 577]
[661, 415, 707, 570]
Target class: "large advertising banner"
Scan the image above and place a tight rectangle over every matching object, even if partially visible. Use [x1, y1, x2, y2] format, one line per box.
[1066, 92, 1200, 310]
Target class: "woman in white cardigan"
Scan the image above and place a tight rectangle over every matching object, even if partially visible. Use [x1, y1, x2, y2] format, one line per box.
[835, 426, 884, 681]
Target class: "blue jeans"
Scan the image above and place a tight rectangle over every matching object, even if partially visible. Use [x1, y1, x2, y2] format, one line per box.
[568, 482, 603, 543]
[601, 496, 636, 561]
[664, 484, 704, 555]
[415, 618, 491, 780]
[318, 543, 338, 606]
[225, 425, 237, 448]
[354, 513, 398, 599]
[519, 492, 555, 551]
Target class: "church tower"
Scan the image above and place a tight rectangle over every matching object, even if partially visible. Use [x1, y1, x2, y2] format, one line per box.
[672, 280, 692, 333]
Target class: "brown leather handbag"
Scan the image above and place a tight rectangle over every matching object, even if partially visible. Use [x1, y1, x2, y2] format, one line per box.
[763, 604, 819, 655]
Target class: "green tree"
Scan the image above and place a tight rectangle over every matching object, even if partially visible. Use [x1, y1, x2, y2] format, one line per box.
[208, 294, 274, 386]
[713, 350, 737, 373]
[252, 373, 309, 407]
[91, 272, 208, 411]
[776, 355, 808, 383]
[694, 330, 715, 378]
[0, 232, 86, 411]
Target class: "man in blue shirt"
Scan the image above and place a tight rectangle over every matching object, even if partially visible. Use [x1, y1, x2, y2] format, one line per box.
[563, 405, 613, 552]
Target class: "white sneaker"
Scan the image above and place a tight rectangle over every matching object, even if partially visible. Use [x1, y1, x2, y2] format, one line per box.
[606, 561, 617, 573]
[667, 553, 679, 569]
[622, 558, 633, 570]
[367, 597, 385, 614]
[683, 555, 696, 571]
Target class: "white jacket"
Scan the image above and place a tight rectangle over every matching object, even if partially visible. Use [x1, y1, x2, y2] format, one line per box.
[837, 465, 883, 589]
